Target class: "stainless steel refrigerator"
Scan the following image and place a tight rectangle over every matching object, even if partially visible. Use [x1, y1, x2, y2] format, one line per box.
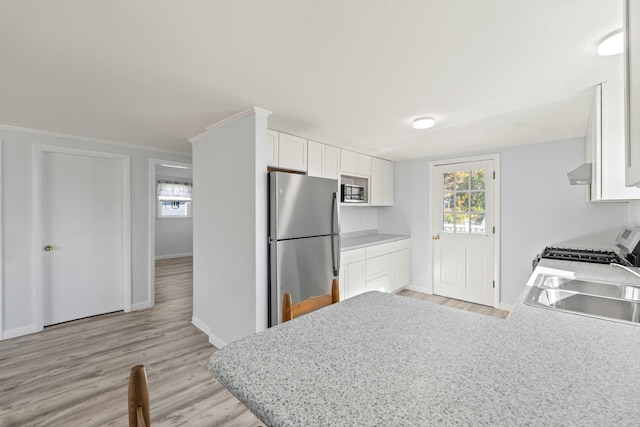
[268, 172, 340, 326]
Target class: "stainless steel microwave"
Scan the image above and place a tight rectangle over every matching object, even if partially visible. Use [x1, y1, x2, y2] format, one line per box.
[341, 184, 365, 203]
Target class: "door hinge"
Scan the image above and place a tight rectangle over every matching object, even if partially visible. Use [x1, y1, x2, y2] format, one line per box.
[493, 171, 495, 179]
[493, 226, 495, 234]
[493, 280, 495, 289]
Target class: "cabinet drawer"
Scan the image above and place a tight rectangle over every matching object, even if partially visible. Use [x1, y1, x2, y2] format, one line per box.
[365, 242, 391, 258]
[366, 276, 388, 293]
[387, 238, 410, 253]
[366, 254, 389, 281]
[341, 248, 365, 264]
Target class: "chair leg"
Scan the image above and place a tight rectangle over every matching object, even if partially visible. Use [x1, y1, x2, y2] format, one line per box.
[128, 365, 151, 427]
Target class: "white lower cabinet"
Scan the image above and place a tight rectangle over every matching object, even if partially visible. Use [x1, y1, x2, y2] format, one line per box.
[340, 238, 410, 300]
[339, 248, 366, 299]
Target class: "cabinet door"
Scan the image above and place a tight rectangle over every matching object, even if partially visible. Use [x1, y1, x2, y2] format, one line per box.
[370, 158, 383, 206]
[279, 133, 307, 172]
[345, 261, 366, 298]
[602, 80, 640, 198]
[267, 130, 279, 167]
[307, 140, 324, 178]
[398, 248, 410, 288]
[388, 249, 410, 293]
[625, 0, 640, 186]
[382, 160, 394, 205]
[356, 153, 372, 176]
[324, 145, 340, 180]
[341, 149, 357, 174]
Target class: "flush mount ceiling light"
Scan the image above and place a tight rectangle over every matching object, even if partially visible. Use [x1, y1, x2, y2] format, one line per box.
[598, 29, 624, 56]
[413, 117, 436, 130]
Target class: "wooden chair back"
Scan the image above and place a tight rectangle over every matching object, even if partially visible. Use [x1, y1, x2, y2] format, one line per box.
[128, 365, 151, 427]
[282, 278, 339, 322]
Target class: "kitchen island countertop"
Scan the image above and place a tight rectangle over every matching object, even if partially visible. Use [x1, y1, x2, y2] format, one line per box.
[209, 259, 640, 426]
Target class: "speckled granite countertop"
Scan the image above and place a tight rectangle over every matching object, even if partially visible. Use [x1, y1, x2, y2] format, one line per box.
[341, 232, 410, 251]
[209, 260, 640, 426]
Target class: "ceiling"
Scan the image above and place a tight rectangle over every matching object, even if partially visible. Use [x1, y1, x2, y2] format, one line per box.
[0, 0, 624, 161]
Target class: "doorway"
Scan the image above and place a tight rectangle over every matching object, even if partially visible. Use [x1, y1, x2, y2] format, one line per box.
[148, 159, 193, 308]
[429, 155, 500, 307]
[33, 146, 131, 328]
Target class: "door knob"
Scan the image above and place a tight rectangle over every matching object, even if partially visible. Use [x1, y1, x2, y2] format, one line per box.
[44, 245, 53, 251]
[433, 235, 440, 241]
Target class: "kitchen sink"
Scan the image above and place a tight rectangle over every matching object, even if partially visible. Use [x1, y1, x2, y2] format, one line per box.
[533, 274, 640, 302]
[524, 273, 640, 325]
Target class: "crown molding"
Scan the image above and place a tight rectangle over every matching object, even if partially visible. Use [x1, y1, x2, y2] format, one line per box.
[0, 123, 192, 156]
[188, 107, 272, 143]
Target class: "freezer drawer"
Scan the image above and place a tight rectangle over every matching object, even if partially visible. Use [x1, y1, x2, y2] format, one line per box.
[269, 235, 339, 326]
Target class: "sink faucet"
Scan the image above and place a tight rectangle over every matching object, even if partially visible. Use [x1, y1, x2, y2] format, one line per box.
[610, 263, 640, 281]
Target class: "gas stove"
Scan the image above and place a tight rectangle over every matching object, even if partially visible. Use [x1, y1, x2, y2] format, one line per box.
[537, 246, 628, 265]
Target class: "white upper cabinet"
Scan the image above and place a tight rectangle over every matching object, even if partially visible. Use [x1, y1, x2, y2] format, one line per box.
[588, 80, 640, 201]
[371, 157, 394, 206]
[307, 140, 324, 177]
[324, 145, 340, 179]
[307, 141, 340, 179]
[341, 149, 371, 176]
[267, 130, 308, 172]
[266, 129, 279, 168]
[625, 0, 640, 186]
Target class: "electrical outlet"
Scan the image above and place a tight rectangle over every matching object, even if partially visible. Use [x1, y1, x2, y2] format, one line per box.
[416, 213, 426, 223]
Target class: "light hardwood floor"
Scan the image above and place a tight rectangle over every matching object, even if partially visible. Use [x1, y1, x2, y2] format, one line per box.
[0, 257, 508, 426]
[396, 289, 509, 319]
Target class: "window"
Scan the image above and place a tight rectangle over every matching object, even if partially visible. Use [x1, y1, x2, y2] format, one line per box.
[442, 169, 485, 234]
[157, 180, 192, 218]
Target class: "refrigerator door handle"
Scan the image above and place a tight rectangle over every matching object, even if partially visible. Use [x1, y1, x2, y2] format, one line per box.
[331, 192, 340, 276]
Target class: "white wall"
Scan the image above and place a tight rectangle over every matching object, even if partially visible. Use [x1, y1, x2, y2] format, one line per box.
[0, 127, 191, 338]
[379, 137, 630, 305]
[340, 206, 379, 233]
[629, 201, 640, 226]
[154, 169, 193, 259]
[191, 109, 268, 347]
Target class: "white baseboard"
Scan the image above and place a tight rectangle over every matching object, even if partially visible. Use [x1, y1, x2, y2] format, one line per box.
[499, 303, 514, 312]
[405, 284, 432, 294]
[155, 252, 193, 260]
[2, 324, 38, 340]
[131, 302, 151, 311]
[192, 316, 228, 348]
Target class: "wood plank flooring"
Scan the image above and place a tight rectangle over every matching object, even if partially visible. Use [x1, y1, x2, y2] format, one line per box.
[396, 289, 510, 319]
[0, 257, 262, 427]
[0, 257, 508, 426]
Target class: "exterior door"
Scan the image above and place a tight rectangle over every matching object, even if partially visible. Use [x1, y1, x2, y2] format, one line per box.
[432, 160, 495, 306]
[39, 150, 125, 325]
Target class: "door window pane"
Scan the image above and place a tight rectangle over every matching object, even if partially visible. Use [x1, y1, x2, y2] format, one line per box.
[444, 172, 454, 191]
[455, 171, 469, 191]
[443, 214, 454, 232]
[470, 192, 485, 213]
[471, 170, 485, 190]
[471, 214, 485, 234]
[443, 192, 454, 212]
[455, 192, 469, 212]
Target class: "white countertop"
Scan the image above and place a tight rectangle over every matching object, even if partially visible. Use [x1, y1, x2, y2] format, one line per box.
[341, 231, 410, 251]
[210, 259, 640, 426]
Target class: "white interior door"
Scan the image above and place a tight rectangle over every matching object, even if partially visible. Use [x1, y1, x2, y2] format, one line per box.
[40, 151, 124, 325]
[432, 160, 495, 306]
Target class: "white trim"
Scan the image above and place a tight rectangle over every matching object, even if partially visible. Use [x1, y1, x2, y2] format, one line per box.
[192, 316, 226, 348]
[2, 325, 38, 340]
[0, 123, 190, 156]
[155, 252, 193, 260]
[32, 145, 132, 331]
[148, 158, 193, 308]
[131, 301, 151, 311]
[428, 153, 502, 308]
[0, 138, 3, 340]
[188, 107, 272, 143]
